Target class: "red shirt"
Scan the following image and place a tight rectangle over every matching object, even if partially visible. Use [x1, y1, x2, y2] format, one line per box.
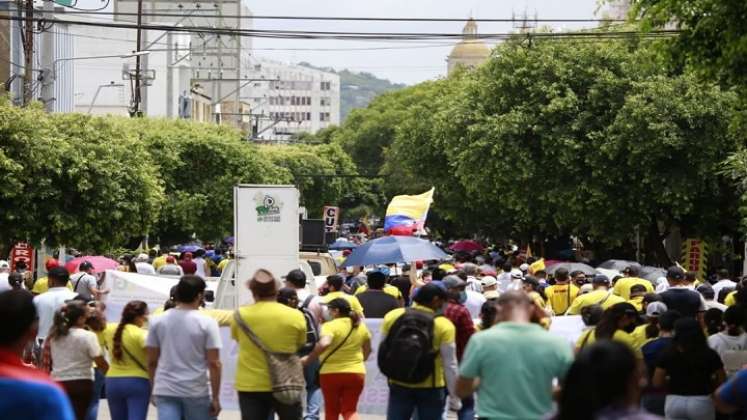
[179, 259, 197, 275]
[444, 301, 475, 361]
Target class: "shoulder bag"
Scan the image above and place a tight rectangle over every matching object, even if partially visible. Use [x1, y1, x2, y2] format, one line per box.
[233, 310, 305, 405]
[313, 325, 354, 386]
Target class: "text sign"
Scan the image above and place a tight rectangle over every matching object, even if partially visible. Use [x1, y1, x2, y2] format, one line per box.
[323, 206, 340, 233]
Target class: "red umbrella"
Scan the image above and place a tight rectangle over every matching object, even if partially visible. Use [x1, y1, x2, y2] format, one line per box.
[65, 256, 120, 274]
[448, 240, 484, 252]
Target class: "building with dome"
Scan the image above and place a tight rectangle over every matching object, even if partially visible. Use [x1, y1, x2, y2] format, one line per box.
[447, 18, 491, 75]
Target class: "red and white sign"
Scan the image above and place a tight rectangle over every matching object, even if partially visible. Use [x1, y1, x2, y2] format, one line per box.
[323, 206, 340, 233]
[10, 241, 34, 272]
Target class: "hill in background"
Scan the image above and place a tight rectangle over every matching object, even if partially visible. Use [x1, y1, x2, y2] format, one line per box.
[299, 62, 407, 121]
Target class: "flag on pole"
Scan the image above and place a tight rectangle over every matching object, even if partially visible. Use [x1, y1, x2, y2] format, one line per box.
[383, 188, 435, 235]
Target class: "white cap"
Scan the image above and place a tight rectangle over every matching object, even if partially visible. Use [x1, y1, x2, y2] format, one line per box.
[481, 276, 498, 287]
[519, 263, 529, 272]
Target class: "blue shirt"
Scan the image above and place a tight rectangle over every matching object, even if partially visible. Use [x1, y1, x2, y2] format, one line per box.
[642, 336, 673, 375]
[718, 369, 747, 407]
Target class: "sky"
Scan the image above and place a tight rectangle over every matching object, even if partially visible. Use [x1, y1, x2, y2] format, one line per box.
[248, 0, 604, 84]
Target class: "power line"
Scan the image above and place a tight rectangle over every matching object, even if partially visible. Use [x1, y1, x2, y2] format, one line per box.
[3, 14, 680, 41]
[57, 10, 631, 23]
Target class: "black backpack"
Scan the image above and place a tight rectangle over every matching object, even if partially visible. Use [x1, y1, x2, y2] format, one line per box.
[378, 309, 438, 384]
[298, 295, 319, 356]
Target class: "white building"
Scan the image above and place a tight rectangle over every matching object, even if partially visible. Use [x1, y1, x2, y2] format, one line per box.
[244, 59, 340, 141]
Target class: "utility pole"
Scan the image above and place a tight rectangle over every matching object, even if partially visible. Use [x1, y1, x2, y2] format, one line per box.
[131, 0, 144, 116]
[40, 0, 55, 112]
[22, 0, 33, 106]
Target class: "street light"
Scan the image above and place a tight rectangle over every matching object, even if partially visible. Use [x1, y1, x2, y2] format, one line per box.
[87, 82, 125, 114]
[42, 51, 151, 112]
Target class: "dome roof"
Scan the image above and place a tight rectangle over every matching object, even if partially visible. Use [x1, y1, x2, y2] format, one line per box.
[448, 39, 491, 59]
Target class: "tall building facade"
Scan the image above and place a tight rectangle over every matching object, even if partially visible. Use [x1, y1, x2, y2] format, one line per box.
[447, 18, 491, 75]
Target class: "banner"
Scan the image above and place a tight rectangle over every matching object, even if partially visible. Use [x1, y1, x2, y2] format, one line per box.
[10, 241, 34, 272]
[383, 188, 435, 235]
[323, 206, 340, 233]
[681, 238, 707, 279]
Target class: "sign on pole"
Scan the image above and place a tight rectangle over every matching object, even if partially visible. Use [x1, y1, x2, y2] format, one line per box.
[681, 238, 707, 279]
[323, 206, 340, 233]
[10, 241, 35, 272]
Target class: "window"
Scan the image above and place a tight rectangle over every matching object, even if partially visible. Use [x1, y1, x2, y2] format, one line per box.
[320, 112, 331, 122]
[320, 97, 331, 106]
[320, 81, 331, 91]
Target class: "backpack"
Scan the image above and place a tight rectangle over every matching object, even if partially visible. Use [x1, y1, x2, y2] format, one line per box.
[299, 295, 319, 356]
[378, 309, 438, 384]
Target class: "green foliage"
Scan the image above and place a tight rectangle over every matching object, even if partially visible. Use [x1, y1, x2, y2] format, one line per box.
[630, 0, 747, 86]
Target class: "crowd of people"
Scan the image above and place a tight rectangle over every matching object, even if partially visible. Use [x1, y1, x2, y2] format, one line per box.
[3, 247, 747, 420]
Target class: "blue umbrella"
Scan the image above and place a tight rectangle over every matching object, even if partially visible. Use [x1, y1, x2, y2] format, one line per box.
[178, 244, 202, 253]
[329, 238, 357, 250]
[341, 236, 448, 267]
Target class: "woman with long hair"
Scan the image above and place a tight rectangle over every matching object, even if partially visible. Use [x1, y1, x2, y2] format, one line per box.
[104, 300, 150, 420]
[48, 300, 109, 420]
[303, 298, 372, 420]
[553, 340, 658, 420]
[575, 302, 640, 356]
[654, 317, 726, 420]
[708, 306, 747, 366]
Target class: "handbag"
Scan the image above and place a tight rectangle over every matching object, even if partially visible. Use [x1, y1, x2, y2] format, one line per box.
[233, 311, 305, 405]
[314, 325, 354, 385]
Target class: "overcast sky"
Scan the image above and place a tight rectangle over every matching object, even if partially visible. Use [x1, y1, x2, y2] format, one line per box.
[249, 0, 603, 84]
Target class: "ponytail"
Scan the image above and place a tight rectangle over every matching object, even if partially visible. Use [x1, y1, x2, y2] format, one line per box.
[112, 300, 148, 362]
[48, 300, 87, 341]
[349, 310, 361, 328]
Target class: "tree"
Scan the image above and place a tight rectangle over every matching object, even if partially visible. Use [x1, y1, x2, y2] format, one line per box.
[0, 101, 164, 251]
[630, 0, 747, 87]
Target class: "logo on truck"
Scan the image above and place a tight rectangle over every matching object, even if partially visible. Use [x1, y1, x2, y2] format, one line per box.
[254, 192, 282, 222]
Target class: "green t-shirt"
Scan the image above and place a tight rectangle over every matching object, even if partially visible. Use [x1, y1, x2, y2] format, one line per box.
[460, 322, 573, 419]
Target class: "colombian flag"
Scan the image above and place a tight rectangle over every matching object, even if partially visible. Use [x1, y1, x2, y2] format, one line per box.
[384, 188, 434, 235]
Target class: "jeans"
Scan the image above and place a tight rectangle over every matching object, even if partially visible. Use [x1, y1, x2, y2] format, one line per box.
[320, 373, 365, 420]
[154, 395, 211, 420]
[85, 368, 106, 420]
[665, 395, 715, 420]
[304, 360, 322, 420]
[458, 395, 475, 420]
[238, 391, 303, 420]
[387, 384, 446, 420]
[106, 377, 150, 420]
[61, 379, 94, 420]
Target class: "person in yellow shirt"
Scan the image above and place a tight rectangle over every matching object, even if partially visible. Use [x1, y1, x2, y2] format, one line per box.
[217, 254, 233, 273]
[521, 276, 546, 309]
[566, 275, 626, 315]
[380, 283, 460, 419]
[320, 275, 364, 318]
[231, 269, 307, 419]
[630, 301, 667, 350]
[103, 300, 150, 420]
[303, 298, 371, 420]
[354, 281, 404, 301]
[544, 268, 579, 315]
[575, 302, 643, 359]
[613, 266, 654, 300]
[151, 249, 169, 271]
[31, 259, 72, 295]
[627, 284, 648, 312]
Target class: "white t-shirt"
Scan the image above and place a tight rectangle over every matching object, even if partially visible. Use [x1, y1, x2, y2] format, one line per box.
[50, 328, 101, 381]
[0, 273, 10, 292]
[71, 272, 98, 301]
[713, 280, 737, 301]
[708, 332, 747, 358]
[33, 287, 79, 341]
[193, 258, 207, 278]
[464, 290, 486, 319]
[146, 308, 222, 398]
[135, 262, 157, 275]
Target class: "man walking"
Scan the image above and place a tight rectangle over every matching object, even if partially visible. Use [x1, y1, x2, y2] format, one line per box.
[380, 283, 460, 420]
[456, 291, 574, 419]
[71, 262, 107, 301]
[33, 267, 77, 348]
[543, 268, 579, 315]
[659, 266, 705, 319]
[443, 275, 476, 420]
[147, 275, 222, 420]
[357, 271, 400, 318]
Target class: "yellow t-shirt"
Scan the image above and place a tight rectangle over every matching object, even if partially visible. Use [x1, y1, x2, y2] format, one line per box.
[152, 255, 168, 271]
[613, 277, 654, 300]
[565, 289, 626, 315]
[628, 296, 644, 312]
[322, 291, 364, 316]
[103, 323, 149, 379]
[726, 291, 738, 307]
[381, 304, 455, 388]
[630, 324, 654, 350]
[544, 283, 580, 315]
[217, 258, 231, 272]
[576, 328, 642, 358]
[31, 277, 72, 294]
[528, 291, 546, 309]
[231, 302, 306, 392]
[319, 318, 371, 375]
[354, 284, 403, 300]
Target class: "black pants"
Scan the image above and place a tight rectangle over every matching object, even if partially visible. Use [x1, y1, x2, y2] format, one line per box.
[238, 391, 302, 420]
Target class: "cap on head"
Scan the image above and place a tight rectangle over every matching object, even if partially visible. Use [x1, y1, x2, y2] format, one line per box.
[442, 274, 466, 289]
[591, 274, 609, 285]
[646, 301, 668, 317]
[667, 266, 685, 281]
[45, 259, 60, 271]
[484, 290, 500, 300]
[480, 276, 498, 287]
[79, 261, 94, 271]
